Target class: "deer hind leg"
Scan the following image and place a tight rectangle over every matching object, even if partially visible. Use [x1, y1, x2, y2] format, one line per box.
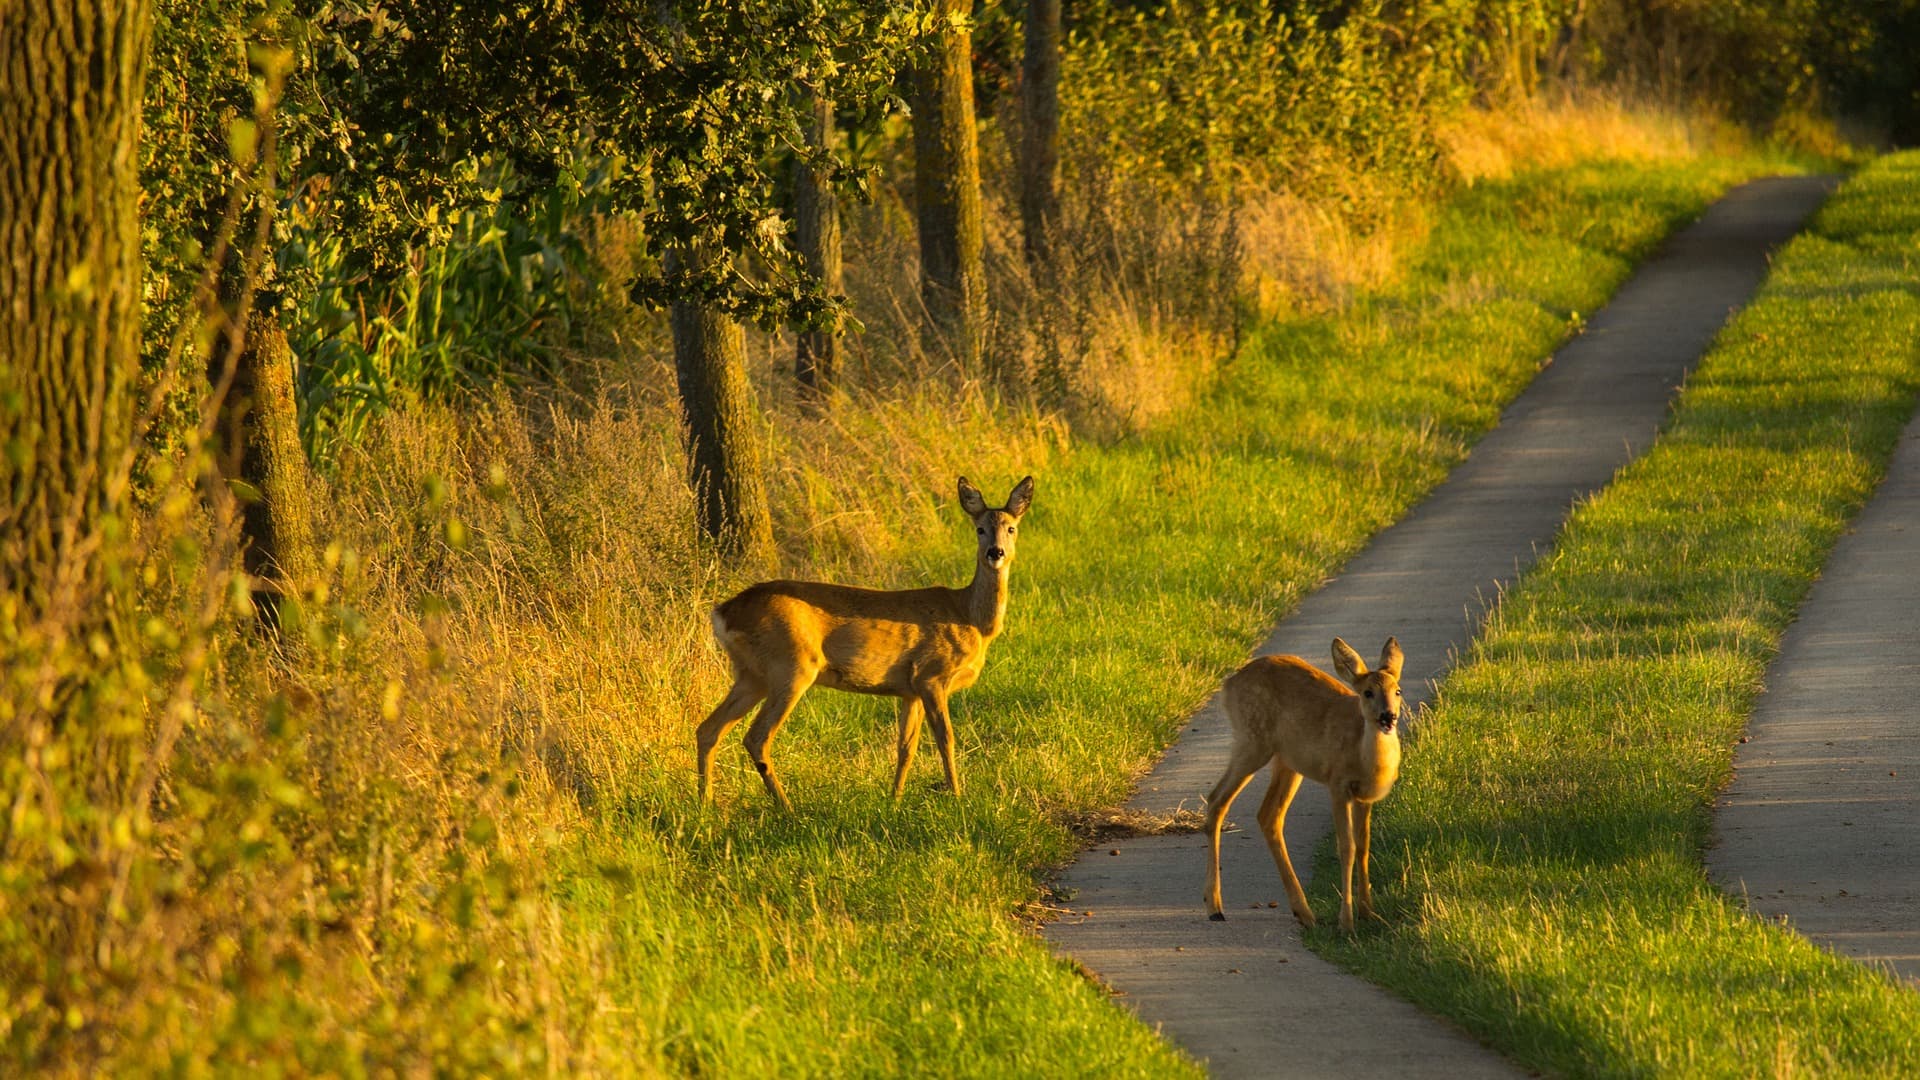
[696, 676, 766, 803]
[921, 690, 962, 796]
[1202, 742, 1266, 921]
[1352, 799, 1379, 922]
[742, 668, 818, 812]
[1256, 763, 1313, 928]
[1331, 789, 1359, 931]
[890, 696, 925, 799]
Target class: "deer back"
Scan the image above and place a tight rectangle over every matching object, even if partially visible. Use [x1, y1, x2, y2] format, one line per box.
[712, 580, 982, 695]
[1223, 655, 1396, 794]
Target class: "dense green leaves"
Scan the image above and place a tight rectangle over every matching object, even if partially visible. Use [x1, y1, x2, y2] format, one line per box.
[140, 0, 1920, 471]
[1065, 1, 1436, 194]
[292, 0, 926, 324]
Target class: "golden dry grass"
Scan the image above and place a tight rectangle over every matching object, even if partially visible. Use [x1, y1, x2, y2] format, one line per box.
[1236, 92, 1750, 321]
[1436, 93, 1729, 183]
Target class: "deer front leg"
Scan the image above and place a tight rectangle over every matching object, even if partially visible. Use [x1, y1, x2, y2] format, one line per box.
[1202, 744, 1264, 920]
[1353, 799, 1379, 922]
[891, 696, 925, 798]
[920, 689, 962, 796]
[1331, 790, 1358, 931]
[696, 677, 765, 803]
[1257, 764, 1314, 928]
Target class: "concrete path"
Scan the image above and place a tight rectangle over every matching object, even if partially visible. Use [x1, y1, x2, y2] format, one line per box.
[1045, 174, 1838, 1077]
[1710, 411, 1920, 988]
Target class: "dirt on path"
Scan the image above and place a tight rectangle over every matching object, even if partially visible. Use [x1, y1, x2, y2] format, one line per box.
[1044, 174, 1839, 1078]
[1710, 412, 1920, 989]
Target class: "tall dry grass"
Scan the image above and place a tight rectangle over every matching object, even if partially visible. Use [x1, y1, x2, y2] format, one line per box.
[1235, 91, 1746, 319]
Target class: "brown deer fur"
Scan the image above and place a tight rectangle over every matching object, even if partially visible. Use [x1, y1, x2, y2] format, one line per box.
[1203, 637, 1405, 931]
[697, 476, 1034, 809]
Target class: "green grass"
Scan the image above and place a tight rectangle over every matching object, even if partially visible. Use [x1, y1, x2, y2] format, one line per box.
[547, 151, 1825, 1072]
[1315, 151, 1920, 1074]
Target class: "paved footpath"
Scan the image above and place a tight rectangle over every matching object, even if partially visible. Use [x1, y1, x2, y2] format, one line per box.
[1711, 409, 1920, 988]
[1045, 175, 1838, 1077]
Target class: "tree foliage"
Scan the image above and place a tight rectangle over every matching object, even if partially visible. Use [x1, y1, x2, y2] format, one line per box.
[292, 0, 926, 326]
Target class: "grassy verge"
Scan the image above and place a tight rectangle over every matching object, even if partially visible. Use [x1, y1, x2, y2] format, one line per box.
[550, 151, 1816, 1071]
[1316, 151, 1920, 1074]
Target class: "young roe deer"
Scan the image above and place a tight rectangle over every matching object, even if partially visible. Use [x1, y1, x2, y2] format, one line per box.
[696, 476, 1035, 809]
[1203, 637, 1405, 931]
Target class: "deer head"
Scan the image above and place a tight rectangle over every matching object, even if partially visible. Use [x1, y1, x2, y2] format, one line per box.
[958, 475, 1034, 572]
[1332, 636, 1405, 733]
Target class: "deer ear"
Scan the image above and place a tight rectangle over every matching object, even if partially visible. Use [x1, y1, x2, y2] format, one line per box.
[1332, 638, 1367, 683]
[958, 476, 989, 517]
[1380, 637, 1404, 680]
[1004, 475, 1035, 518]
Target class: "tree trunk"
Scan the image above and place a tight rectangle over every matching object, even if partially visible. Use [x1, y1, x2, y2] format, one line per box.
[669, 250, 774, 564]
[0, 0, 152, 1016]
[211, 311, 320, 601]
[0, 0, 151, 613]
[1019, 0, 1062, 267]
[913, 0, 987, 372]
[793, 92, 843, 400]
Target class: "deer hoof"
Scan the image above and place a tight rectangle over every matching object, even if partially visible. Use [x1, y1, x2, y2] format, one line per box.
[1209, 912, 1227, 922]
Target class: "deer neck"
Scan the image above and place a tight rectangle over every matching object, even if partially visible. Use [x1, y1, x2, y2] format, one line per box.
[966, 559, 1010, 638]
[1356, 720, 1401, 783]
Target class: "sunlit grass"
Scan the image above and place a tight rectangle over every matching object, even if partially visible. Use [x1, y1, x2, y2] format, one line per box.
[1315, 151, 1920, 1075]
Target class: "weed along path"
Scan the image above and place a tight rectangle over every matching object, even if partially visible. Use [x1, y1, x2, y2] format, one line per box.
[1044, 173, 1839, 1077]
[1711, 412, 1920, 987]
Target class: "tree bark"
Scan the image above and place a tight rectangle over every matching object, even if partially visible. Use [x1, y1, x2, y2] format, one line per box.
[210, 311, 320, 597]
[913, 0, 987, 372]
[669, 250, 774, 564]
[1019, 0, 1062, 267]
[0, 0, 151, 612]
[793, 91, 843, 400]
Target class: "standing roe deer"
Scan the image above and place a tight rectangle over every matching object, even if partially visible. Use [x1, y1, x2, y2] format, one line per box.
[1203, 637, 1405, 931]
[696, 475, 1035, 809]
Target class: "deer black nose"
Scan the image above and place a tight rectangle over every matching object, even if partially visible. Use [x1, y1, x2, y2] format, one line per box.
[987, 547, 1006, 562]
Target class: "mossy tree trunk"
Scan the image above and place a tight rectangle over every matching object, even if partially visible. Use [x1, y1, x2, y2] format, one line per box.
[913, 0, 987, 372]
[1019, 0, 1062, 267]
[0, 0, 153, 1008]
[0, 0, 151, 614]
[794, 91, 843, 400]
[669, 249, 774, 564]
[210, 311, 320, 599]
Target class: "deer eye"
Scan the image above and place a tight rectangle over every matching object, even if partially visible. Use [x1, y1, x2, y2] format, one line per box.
[976, 527, 985, 535]
[1363, 689, 1374, 699]
[1008, 525, 1016, 533]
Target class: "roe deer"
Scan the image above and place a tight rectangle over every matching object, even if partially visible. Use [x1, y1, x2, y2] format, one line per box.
[1203, 637, 1404, 931]
[696, 475, 1035, 809]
